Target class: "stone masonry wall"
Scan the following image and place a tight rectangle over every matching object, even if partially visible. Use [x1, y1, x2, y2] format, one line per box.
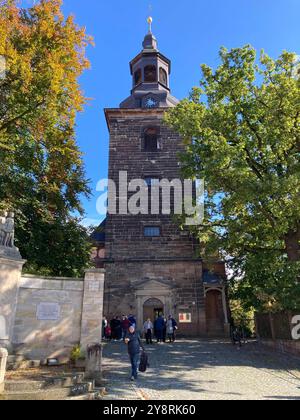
[0, 257, 25, 350]
[105, 110, 200, 261]
[12, 275, 84, 361]
[104, 260, 205, 336]
[104, 109, 206, 337]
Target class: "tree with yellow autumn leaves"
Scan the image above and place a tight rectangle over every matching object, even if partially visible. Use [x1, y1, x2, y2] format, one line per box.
[0, 0, 93, 276]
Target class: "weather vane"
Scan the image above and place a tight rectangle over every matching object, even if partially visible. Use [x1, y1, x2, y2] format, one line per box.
[147, 3, 153, 33]
[147, 16, 153, 33]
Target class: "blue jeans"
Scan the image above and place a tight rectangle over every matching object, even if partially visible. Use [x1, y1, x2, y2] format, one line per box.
[129, 353, 139, 378]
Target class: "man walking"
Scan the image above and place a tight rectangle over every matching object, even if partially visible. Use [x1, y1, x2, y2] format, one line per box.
[125, 325, 144, 381]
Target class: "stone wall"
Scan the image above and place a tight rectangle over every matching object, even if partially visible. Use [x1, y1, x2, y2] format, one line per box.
[80, 269, 105, 350]
[255, 312, 300, 358]
[13, 275, 84, 361]
[104, 260, 205, 336]
[104, 109, 209, 336]
[260, 339, 300, 358]
[105, 110, 199, 263]
[0, 348, 8, 394]
[0, 260, 105, 362]
[0, 256, 25, 350]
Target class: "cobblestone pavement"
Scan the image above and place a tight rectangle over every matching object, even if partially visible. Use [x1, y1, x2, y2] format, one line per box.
[102, 339, 300, 401]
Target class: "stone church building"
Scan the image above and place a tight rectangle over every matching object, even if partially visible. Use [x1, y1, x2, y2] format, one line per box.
[92, 22, 229, 337]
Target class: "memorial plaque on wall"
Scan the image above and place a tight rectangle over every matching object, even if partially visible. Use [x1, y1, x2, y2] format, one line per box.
[37, 303, 61, 321]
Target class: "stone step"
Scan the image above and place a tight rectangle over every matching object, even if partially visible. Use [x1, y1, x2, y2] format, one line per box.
[7, 359, 41, 371]
[66, 392, 101, 401]
[7, 355, 26, 364]
[4, 372, 85, 393]
[5, 378, 94, 393]
[2, 382, 95, 400]
[46, 373, 85, 388]
[5, 380, 45, 392]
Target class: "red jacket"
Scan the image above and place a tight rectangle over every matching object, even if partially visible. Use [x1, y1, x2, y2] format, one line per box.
[121, 319, 130, 330]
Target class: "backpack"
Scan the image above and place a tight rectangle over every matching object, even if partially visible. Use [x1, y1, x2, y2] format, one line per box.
[139, 351, 149, 373]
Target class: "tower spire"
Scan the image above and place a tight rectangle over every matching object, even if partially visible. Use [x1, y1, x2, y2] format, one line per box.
[143, 16, 157, 51]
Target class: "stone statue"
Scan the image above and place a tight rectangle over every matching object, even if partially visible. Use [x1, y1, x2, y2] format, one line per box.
[0, 212, 8, 247]
[3, 212, 15, 248]
[0, 211, 20, 259]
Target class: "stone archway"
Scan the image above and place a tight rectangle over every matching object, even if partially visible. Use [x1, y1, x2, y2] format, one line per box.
[143, 298, 164, 323]
[134, 278, 174, 330]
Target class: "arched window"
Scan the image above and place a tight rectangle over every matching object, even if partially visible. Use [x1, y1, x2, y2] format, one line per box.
[144, 65, 157, 83]
[143, 128, 159, 152]
[159, 68, 168, 86]
[134, 69, 142, 86]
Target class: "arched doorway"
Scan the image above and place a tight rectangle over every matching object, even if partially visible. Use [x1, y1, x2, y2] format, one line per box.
[143, 298, 164, 323]
[205, 290, 225, 334]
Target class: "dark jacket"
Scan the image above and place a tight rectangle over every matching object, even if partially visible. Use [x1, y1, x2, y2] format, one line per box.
[128, 315, 136, 326]
[126, 331, 143, 355]
[121, 318, 130, 330]
[155, 316, 165, 331]
[171, 318, 177, 329]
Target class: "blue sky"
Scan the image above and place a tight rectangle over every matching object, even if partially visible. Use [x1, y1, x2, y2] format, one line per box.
[42, 1, 300, 226]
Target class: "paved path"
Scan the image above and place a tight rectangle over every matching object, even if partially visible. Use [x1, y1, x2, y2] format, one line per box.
[102, 339, 300, 401]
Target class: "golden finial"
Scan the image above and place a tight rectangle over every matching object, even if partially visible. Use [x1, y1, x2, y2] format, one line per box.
[147, 16, 153, 33]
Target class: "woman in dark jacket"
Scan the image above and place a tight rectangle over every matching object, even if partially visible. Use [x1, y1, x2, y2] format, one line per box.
[155, 315, 165, 343]
[125, 325, 144, 381]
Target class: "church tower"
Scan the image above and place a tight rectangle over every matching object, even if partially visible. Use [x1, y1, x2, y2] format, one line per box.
[102, 19, 229, 336]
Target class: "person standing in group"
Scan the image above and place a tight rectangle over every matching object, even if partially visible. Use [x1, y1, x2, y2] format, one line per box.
[163, 316, 167, 343]
[125, 325, 144, 381]
[102, 316, 108, 339]
[128, 314, 137, 328]
[167, 315, 178, 343]
[115, 316, 122, 341]
[121, 315, 130, 340]
[155, 314, 165, 343]
[143, 318, 154, 345]
[110, 316, 117, 340]
[110, 316, 121, 341]
[105, 324, 112, 341]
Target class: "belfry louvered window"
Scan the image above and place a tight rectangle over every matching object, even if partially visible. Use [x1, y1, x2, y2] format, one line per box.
[143, 128, 160, 152]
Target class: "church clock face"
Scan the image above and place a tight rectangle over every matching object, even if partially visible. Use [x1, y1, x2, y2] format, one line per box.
[144, 97, 158, 109]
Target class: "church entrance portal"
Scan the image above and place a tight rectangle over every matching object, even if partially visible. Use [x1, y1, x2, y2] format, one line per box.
[143, 298, 164, 323]
[205, 290, 225, 334]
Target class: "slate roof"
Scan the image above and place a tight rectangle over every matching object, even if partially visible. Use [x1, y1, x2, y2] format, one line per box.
[90, 219, 106, 244]
[203, 270, 224, 285]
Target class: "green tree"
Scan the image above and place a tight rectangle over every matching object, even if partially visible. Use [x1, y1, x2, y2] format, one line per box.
[0, 0, 93, 276]
[166, 46, 300, 311]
